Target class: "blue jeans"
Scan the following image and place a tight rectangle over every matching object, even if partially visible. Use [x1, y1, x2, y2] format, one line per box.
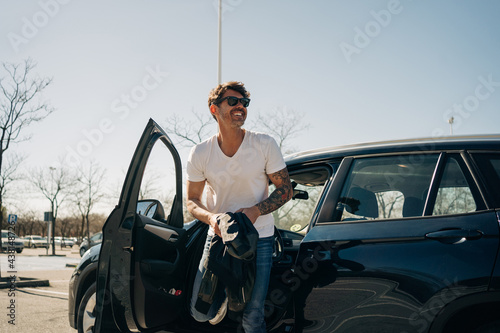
[190, 234, 274, 333]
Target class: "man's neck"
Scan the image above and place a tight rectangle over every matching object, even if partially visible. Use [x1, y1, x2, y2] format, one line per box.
[217, 126, 245, 157]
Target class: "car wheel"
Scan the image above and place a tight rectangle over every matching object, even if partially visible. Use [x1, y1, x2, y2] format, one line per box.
[16, 248, 22, 253]
[80, 246, 88, 257]
[77, 282, 96, 333]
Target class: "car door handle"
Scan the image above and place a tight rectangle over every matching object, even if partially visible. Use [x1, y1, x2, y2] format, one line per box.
[425, 229, 483, 244]
[168, 233, 178, 243]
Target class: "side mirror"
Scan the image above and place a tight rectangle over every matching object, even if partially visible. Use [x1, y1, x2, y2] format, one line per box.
[137, 199, 165, 220]
[291, 181, 309, 200]
[292, 190, 309, 200]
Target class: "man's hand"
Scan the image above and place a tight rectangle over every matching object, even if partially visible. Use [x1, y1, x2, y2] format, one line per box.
[188, 180, 223, 236]
[208, 213, 223, 237]
[236, 206, 261, 224]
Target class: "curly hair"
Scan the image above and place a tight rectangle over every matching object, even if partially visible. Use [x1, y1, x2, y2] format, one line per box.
[207, 81, 250, 120]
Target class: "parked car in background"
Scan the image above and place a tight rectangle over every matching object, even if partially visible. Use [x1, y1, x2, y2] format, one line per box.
[22, 235, 49, 248]
[69, 120, 500, 333]
[54, 236, 74, 248]
[64, 237, 75, 247]
[79, 232, 102, 257]
[1, 229, 24, 253]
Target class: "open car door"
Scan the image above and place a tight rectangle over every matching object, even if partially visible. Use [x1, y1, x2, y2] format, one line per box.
[95, 119, 186, 332]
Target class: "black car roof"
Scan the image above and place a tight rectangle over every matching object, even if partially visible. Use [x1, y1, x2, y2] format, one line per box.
[285, 134, 500, 166]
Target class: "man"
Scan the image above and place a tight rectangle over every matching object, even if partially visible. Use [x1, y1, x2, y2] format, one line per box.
[187, 81, 292, 332]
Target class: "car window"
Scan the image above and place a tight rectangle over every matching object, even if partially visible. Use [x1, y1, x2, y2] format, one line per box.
[138, 140, 177, 222]
[335, 154, 439, 222]
[432, 156, 477, 215]
[272, 166, 332, 233]
[470, 153, 500, 208]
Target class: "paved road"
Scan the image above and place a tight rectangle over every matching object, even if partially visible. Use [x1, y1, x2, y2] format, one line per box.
[0, 247, 176, 333]
[0, 247, 81, 272]
[0, 247, 81, 333]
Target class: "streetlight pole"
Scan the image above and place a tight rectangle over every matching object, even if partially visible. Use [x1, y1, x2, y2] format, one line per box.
[49, 167, 56, 255]
[217, 0, 222, 85]
[448, 117, 454, 136]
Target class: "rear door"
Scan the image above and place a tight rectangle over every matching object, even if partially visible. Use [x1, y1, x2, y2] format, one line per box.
[294, 152, 499, 333]
[95, 119, 186, 332]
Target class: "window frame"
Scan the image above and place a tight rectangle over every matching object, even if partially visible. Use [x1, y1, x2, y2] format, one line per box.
[466, 150, 500, 209]
[426, 153, 486, 216]
[315, 151, 489, 226]
[282, 163, 337, 233]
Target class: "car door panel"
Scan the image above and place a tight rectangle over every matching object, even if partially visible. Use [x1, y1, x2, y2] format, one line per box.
[295, 211, 499, 333]
[133, 215, 187, 329]
[95, 119, 185, 333]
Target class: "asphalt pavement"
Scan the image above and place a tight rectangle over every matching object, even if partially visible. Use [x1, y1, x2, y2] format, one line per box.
[0, 246, 81, 332]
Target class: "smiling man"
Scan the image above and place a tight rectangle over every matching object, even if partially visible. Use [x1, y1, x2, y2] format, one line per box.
[186, 81, 292, 332]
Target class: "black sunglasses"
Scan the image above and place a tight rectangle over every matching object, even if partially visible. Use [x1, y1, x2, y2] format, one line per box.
[216, 96, 251, 108]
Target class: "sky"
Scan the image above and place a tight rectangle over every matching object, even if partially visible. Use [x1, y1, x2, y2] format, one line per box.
[1, 0, 500, 216]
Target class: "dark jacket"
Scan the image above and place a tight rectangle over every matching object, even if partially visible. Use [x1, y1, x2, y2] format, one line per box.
[196, 212, 259, 313]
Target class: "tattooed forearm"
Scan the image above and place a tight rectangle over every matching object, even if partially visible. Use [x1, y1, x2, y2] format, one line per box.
[256, 168, 292, 215]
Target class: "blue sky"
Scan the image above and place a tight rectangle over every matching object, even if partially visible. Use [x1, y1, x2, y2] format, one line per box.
[1, 0, 500, 214]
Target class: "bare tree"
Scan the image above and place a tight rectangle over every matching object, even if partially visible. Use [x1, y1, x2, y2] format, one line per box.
[15, 209, 38, 237]
[0, 59, 53, 229]
[163, 109, 216, 147]
[0, 153, 25, 230]
[30, 165, 73, 255]
[57, 216, 78, 247]
[73, 161, 106, 243]
[251, 106, 310, 155]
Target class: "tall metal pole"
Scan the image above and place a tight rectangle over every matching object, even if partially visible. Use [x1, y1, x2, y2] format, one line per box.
[217, 0, 222, 85]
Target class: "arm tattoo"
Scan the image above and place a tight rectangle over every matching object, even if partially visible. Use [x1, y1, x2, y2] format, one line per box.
[256, 168, 292, 216]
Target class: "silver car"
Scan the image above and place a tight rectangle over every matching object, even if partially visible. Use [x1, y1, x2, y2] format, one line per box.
[23, 235, 49, 248]
[1, 230, 24, 253]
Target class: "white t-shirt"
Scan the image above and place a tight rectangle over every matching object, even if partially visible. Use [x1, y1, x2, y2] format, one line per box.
[187, 130, 286, 238]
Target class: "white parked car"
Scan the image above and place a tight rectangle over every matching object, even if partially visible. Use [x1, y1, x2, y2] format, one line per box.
[1, 229, 24, 253]
[23, 235, 49, 248]
[54, 236, 75, 248]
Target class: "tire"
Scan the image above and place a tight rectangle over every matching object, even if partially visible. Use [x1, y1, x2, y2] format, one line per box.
[16, 248, 22, 253]
[77, 282, 96, 333]
[80, 246, 88, 257]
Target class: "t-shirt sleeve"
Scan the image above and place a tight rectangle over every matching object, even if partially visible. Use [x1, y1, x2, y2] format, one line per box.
[264, 135, 286, 175]
[186, 145, 206, 182]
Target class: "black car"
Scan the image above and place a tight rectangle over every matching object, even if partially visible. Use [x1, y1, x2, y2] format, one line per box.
[69, 119, 500, 333]
[79, 232, 103, 257]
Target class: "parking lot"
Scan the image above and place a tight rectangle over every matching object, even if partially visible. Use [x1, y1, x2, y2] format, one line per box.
[0, 246, 80, 333]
